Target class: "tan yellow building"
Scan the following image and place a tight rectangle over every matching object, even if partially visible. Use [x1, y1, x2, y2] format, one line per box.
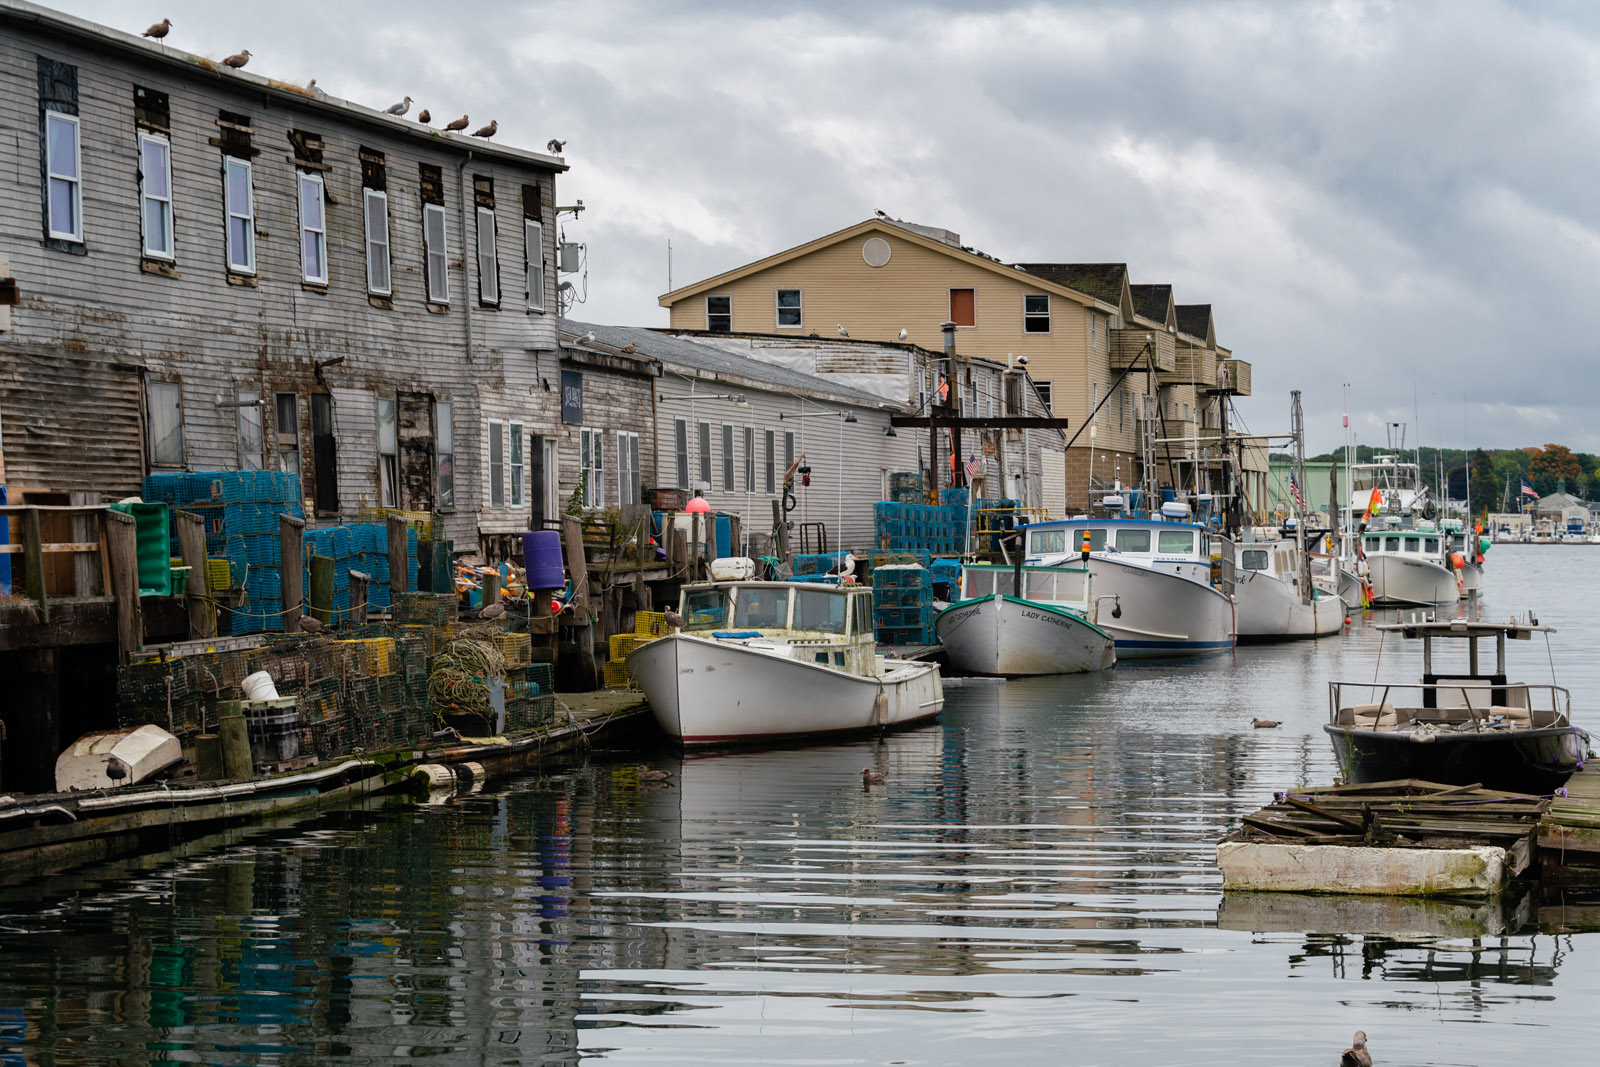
[660, 217, 1260, 516]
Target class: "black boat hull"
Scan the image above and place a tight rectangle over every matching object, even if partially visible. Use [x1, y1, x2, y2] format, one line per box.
[1324, 724, 1589, 795]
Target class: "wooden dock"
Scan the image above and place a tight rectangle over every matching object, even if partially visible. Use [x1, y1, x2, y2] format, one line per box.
[1539, 764, 1600, 885]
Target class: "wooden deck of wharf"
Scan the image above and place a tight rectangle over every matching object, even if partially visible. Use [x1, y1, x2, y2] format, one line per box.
[1539, 764, 1600, 885]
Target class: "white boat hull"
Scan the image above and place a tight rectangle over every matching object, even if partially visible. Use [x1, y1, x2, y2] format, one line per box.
[936, 594, 1116, 676]
[1083, 556, 1234, 659]
[1367, 554, 1458, 606]
[1460, 561, 1484, 598]
[1234, 573, 1343, 640]
[627, 633, 945, 745]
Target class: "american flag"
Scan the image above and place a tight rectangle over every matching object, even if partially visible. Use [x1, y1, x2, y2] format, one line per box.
[1289, 473, 1305, 512]
[1520, 478, 1539, 499]
[965, 455, 982, 478]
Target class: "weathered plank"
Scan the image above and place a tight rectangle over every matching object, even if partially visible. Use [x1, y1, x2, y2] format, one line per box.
[103, 509, 141, 661]
[280, 515, 305, 632]
[175, 510, 214, 639]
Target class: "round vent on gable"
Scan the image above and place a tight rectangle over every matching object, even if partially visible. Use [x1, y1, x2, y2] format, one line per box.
[862, 237, 892, 268]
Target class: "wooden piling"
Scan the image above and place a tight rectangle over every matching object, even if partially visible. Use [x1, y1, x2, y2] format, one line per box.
[387, 516, 408, 601]
[348, 570, 370, 624]
[194, 733, 225, 781]
[104, 508, 141, 662]
[21, 506, 46, 623]
[309, 555, 334, 625]
[216, 700, 253, 778]
[176, 511, 214, 639]
[280, 515, 305, 633]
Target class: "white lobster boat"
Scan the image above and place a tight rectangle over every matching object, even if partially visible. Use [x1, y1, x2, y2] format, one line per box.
[1359, 526, 1459, 606]
[1234, 538, 1343, 641]
[626, 580, 944, 746]
[1022, 516, 1235, 659]
[935, 563, 1116, 676]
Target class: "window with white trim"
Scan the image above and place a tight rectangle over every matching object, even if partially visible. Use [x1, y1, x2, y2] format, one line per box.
[743, 425, 755, 491]
[297, 172, 328, 284]
[674, 417, 689, 489]
[363, 189, 391, 295]
[435, 401, 455, 508]
[1024, 293, 1050, 333]
[580, 427, 605, 509]
[224, 158, 255, 273]
[488, 419, 505, 508]
[510, 422, 525, 507]
[776, 288, 802, 328]
[146, 380, 184, 467]
[617, 431, 640, 506]
[377, 397, 398, 507]
[525, 218, 545, 310]
[706, 296, 731, 332]
[138, 132, 174, 260]
[477, 206, 499, 305]
[237, 389, 264, 469]
[423, 203, 449, 303]
[698, 420, 712, 485]
[45, 112, 82, 242]
[721, 423, 735, 491]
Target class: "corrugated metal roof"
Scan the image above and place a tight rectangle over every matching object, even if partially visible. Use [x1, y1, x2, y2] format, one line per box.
[563, 322, 903, 409]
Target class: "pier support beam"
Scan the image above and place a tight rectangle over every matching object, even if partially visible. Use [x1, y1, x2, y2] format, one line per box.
[280, 515, 305, 633]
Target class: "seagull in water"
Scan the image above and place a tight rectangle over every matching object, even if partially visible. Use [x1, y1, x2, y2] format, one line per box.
[385, 95, 412, 116]
[837, 324, 849, 337]
[1252, 717, 1281, 728]
[1340, 1031, 1371, 1067]
[222, 49, 251, 69]
[444, 114, 469, 132]
[142, 19, 171, 39]
[471, 119, 498, 139]
[861, 767, 886, 786]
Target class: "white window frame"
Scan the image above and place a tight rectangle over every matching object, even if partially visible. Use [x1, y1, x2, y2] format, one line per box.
[721, 422, 735, 492]
[674, 417, 689, 490]
[237, 388, 264, 469]
[525, 218, 545, 311]
[510, 421, 525, 508]
[146, 380, 184, 467]
[224, 157, 255, 274]
[435, 400, 455, 509]
[580, 426, 605, 510]
[1023, 293, 1050, 334]
[377, 396, 398, 508]
[775, 288, 802, 328]
[363, 188, 391, 295]
[488, 419, 505, 508]
[698, 420, 712, 486]
[706, 295, 731, 332]
[743, 424, 755, 492]
[297, 171, 328, 285]
[477, 205, 499, 306]
[138, 132, 174, 260]
[617, 430, 640, 506]
[764, 428, 776, 495]
[45, 111, 83, 242]
[424, 202, 450, 304]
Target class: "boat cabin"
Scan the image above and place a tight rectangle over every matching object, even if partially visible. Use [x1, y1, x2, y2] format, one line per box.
[1025, 519, 1221, 587]
[1360, 527, 1442, 560]
[958, 562, 1090, 606]
[677, 581, 880, 673]
[1329, 619, 1571, 728]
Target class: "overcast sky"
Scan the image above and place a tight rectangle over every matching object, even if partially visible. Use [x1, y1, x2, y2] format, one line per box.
[50, 0, 1600, 454]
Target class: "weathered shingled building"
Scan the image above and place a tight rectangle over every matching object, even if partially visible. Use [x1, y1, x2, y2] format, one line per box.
[0, 0, 586, 555]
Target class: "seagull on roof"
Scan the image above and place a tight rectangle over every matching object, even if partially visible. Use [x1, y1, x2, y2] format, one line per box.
[445, 114, 469, 131]
[222, 49, 251, 69]
[874, 208, 888, 218]
[897, 328, 908, 341]
[585, 331, 597, 343]
[142, 19, 171, 39]
[547, 138, 566, 154]
[471, 119, 498, 138]
[417, 108, 431, 124]
[837, 324, 849, 337]
[306, 78, 324, 95]
[385, 95, 412, 116]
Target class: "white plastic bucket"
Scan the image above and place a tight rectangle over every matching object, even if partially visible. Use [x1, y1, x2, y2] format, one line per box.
[241, 671, 280, 701]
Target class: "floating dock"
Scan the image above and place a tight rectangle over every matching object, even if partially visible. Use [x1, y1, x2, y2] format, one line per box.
[1539, 764, 1600, 885]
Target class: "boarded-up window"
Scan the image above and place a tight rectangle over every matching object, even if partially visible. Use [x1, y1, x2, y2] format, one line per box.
[133, 85, 169, 133]
[950, 288, 976, 328]
[311, 393, 338, 513]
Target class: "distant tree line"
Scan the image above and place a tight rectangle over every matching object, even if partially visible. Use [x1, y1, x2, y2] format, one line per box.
[1272, 444, 1600, 508]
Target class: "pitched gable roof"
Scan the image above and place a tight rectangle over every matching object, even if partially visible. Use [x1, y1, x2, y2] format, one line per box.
[1131, 284, 1174, 325]
[1175, 304, 1214, 345]
[658, 218, 1105, 311]
[1013, 263, 1128, 309]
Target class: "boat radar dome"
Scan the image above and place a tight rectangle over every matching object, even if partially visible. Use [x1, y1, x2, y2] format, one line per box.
[1101, 494, 1126, 511]
[1160, 501, 1192, 520]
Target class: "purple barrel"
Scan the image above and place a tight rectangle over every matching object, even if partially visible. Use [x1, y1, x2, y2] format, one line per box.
[522, 530, 565, 591]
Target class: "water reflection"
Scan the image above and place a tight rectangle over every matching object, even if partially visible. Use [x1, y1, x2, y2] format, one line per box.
[0, 547, 1597, 1064]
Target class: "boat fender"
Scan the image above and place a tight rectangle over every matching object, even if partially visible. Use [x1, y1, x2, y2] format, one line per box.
[873, 690, 888, 727]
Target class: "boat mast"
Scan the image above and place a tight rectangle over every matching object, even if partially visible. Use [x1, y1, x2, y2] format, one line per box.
[1291, 390, 1310, 599]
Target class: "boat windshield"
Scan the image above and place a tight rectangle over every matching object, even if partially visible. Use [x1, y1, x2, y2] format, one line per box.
[1426, 537, 1440, 553]
[1241, 548, 1269, 571]
[1404, 536, 1420, 553]
[1030, 528, 1067, 554]
[733, 586, 789, 628]
[1158, 529, 1196, 555]
[794, 588, 848, 633]
[1115, 528, 1151, 552]
[682, 588, 728, 630]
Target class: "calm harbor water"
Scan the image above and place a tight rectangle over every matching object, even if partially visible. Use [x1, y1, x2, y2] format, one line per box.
[2, 546, 1597, 1066]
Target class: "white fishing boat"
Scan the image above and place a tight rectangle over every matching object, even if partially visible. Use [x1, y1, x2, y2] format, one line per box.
[626, 579, 944, 746]
[935, 562, 1116, 676]
[1358, 523, 1459, 606]
[1234, 537, 1343, 641]
[1022, 511, 1234, 659]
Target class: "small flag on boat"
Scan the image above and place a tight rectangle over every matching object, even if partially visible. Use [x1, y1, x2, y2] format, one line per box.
[1361, 488, 1382, 524]
[1520, 478, 1539, 499]
[965, 455, 982, 478]
[1289, 473, 1305, 512]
